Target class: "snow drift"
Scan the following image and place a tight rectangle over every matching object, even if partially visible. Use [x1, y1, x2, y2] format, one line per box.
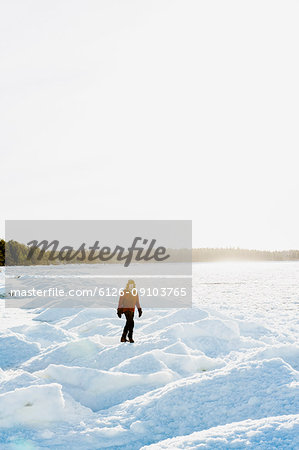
[1, 262, 298, 448]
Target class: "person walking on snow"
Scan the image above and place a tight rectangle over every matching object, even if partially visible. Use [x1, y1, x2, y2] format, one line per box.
[117, 279, 142, 343]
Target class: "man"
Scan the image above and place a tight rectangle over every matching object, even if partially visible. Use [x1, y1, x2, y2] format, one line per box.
[117, 279, 142, 343]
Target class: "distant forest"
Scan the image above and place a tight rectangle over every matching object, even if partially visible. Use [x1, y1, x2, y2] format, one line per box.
[1, 239, 299, 266]
[192, 248, 299, 262]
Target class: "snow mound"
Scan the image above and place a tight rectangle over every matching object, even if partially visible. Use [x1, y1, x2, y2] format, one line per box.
[70, 318, 119, 337]
[10, 322, 73, 348]
[0, 384, 66, 427]
[141, 414, 299, 449]
[140, 308, 208, 333]
[35, 364, 175, 411]
[111, 351, 169, 374]
[33, 308, 78, 323]
[109, 358, 299, 444]
[251, 344, 299, 371]
[159, 318, 239, 341]
[0, 371, 42, 394]
[112, 349, 223, 376]
[58, 308, 115, 330]
[0, 333, 40, 369]
[88, 340, 171, 372]
[163, 340, 199, 355]
[22, 338, 104, 372]
[157, 318, 240, 357]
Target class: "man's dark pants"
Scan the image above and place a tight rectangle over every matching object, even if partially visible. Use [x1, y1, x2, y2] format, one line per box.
[123, 310, 134, 339]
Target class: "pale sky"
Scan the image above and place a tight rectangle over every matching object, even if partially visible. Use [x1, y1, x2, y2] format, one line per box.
[1, 0, 298, 250]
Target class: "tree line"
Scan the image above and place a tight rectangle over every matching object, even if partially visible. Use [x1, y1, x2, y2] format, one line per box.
[0, 239, 299, 266]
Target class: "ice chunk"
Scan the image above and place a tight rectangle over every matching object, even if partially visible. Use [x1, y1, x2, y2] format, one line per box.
[0, 384, 65, 427]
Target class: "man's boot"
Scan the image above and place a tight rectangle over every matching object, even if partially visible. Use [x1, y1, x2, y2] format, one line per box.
[121, 333, 127, 342]
[128, 334, 134, 343]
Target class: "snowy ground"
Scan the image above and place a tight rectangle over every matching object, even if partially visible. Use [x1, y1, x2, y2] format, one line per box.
[0, 262, 298, 449]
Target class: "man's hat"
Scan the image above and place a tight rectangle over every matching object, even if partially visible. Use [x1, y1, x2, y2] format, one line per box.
[126, 279, 136, 289]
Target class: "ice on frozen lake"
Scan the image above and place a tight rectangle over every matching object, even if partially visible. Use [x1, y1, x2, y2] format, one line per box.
[0, 262, 298, 448]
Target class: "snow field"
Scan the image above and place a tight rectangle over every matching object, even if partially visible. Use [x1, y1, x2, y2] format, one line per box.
[0, 263, 298, 448]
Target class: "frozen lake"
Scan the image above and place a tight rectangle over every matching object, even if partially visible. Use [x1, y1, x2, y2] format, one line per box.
[0, 261, 298, 448]
[194, 261, 299, 335]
